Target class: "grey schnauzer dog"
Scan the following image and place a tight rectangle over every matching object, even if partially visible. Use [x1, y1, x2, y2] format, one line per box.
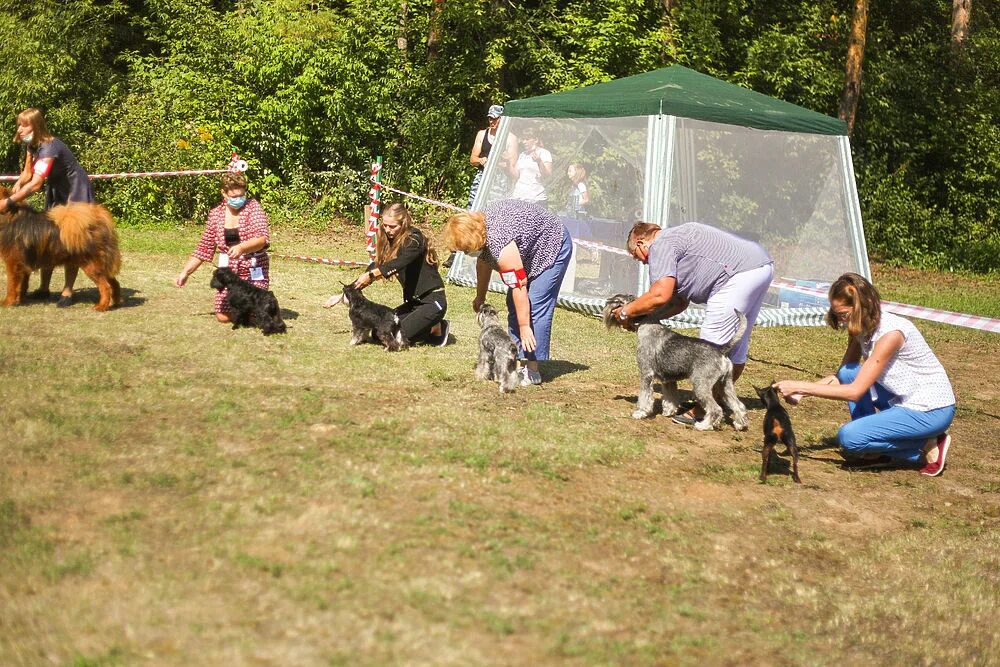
[323, 283, 407, 351]
[476, 304, 519, 393]
[603, 294, 749, 431]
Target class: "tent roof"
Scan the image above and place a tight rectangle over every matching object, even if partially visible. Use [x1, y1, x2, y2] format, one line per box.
[504, 65, 847, 136]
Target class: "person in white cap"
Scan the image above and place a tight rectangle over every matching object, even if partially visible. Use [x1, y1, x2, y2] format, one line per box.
[446, 104, 516, 268]
[467, 104, 516, 208]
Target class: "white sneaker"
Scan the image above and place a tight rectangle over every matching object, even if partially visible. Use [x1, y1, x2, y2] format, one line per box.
[519, 366, 542, 386]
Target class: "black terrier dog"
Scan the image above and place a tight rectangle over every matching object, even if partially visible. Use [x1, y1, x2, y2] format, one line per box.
[755, 383, 800, 484]
[323, 283, 407, 351]
[210, 267, 287, 335]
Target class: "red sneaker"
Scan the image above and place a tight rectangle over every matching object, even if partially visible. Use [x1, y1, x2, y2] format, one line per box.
[920, 433, 952, 477]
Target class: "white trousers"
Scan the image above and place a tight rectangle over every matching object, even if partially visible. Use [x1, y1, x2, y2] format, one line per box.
[699, 262, 774, 364]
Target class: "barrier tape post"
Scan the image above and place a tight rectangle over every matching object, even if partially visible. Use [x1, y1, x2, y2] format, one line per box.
[366, 157, 382, 261]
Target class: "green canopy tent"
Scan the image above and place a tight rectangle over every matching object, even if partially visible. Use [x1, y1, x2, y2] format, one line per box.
[448, 65, 870, 325]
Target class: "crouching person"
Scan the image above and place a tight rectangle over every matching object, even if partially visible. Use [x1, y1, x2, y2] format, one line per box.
[351, 203, 449, 346]
[175, 172, 270, 323]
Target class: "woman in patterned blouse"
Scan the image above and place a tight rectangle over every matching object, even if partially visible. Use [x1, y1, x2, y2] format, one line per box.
[775, 273, 956, 477]
[444, 199, 573, 386]
[174, 172, 271, 323]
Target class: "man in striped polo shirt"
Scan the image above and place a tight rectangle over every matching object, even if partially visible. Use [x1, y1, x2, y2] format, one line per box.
[611, 222, 774, 422]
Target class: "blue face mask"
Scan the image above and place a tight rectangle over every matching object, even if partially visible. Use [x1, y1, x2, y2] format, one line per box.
[22, 133, 33, 145]
[227, 196, 247, 210]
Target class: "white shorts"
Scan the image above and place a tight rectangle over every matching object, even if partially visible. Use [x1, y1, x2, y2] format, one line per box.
[700, 263, 774, 364]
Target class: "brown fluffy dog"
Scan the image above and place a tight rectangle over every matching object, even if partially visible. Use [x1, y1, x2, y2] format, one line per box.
[0, 187, 122, 311]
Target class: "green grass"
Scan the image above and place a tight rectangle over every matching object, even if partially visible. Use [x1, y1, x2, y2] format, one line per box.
[0, 227, 998, 665]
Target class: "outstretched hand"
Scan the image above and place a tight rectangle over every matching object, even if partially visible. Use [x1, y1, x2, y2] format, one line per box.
[353, 271, 372, 289]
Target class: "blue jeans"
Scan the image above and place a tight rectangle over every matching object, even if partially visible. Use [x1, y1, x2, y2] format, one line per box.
[507, 227, 573, 362]
[836, 363, 955, 463]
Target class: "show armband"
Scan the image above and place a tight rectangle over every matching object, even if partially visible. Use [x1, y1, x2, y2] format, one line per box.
[33, 158, 53, 179]
[500, 267, 528, 289]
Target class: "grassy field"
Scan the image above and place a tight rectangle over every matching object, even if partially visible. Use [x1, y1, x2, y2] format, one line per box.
[1, 222, 999, 666]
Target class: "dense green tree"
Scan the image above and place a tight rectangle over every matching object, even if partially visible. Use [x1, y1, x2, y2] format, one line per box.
[0, 0, 995, 270]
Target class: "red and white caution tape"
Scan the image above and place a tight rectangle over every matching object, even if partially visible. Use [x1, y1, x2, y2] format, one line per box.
[0, 153, 247, 182]
[272, 254, 370, 268]
[774, 279, 1000, 334]
[379, 184, 466, 213]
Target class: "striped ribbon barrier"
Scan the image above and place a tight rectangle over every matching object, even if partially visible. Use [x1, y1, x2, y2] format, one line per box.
[272, 253, 370, 268]
[773, 279, 1000, 334]
[0, 153, 248, 182]
[353, 178, 1000, 334]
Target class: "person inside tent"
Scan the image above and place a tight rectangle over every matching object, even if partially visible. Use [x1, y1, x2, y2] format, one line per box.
[508, 128, 553, 208]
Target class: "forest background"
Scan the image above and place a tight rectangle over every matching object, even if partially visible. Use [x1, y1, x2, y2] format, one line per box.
[0, 0, 996, 273]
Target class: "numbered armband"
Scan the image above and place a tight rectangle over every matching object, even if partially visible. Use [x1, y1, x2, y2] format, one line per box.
[500, 267, 528, 289]
[33, 158, 53, 179]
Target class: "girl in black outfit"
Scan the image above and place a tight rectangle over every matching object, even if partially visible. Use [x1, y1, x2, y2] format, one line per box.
[352, 203, 449, 346]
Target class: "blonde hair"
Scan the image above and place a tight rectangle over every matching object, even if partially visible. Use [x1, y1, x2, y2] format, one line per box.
[444, 211, 487, 252]
[827, 272, 882, 340]
[626, 222, 661, 255]
[376, 203, 438, 268]
[14, 108, 54, 147]
[568, 163, 587, 183]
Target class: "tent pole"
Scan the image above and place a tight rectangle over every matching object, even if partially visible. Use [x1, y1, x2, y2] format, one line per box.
[839, 136, 872, 280]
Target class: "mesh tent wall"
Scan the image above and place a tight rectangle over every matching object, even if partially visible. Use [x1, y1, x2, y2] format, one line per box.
[447, 65, 870, 326]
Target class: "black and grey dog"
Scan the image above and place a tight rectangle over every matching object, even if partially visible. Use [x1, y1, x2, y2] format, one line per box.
[324, 283, 407, 351]
[755, 383, 801, 484]
[603, 294, 749, 431]
[476, 304, 519, 393]
[210, 267, 287, 335]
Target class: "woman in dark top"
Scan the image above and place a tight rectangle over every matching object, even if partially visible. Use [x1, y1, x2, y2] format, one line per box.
[352, 203, 449, 346]
[1, 107, 95, 306]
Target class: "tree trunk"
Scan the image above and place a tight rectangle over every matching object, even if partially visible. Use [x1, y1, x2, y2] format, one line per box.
[660, 0, 679, 60]
[951, 0, 971, 52]
[838, 0, 868, 137]
[427, 0, 443, 61]
[398, 1, 409, 54]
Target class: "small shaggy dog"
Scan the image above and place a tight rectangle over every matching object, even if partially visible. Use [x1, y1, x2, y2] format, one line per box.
[755, 384, 801, 484]
[210, 267, 287, 335]
[0, 192, 122, 311]
[476, 304, 519, 393]
[603, 294, 749, 431]
[323, 283, 406, 351]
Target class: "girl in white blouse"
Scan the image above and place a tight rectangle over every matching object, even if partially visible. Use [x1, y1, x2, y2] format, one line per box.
[775, 273, 956, 477]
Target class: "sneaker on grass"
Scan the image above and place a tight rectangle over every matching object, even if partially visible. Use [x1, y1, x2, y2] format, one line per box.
[519, 366, 542, 386]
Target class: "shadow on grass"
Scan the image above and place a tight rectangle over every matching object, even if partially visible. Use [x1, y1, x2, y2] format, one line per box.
[747, 354, 825, 378]
[544, 360, 589, 381]
[25, 286, 148, 308]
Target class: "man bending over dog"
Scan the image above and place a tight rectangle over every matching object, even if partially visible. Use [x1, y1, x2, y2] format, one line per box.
[610, 222, 773, 425]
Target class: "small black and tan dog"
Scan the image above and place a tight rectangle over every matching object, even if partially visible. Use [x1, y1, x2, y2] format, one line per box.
[755, 383, 800, 484]
[210, 267, 286, 335]
[324, 283, 407, 351]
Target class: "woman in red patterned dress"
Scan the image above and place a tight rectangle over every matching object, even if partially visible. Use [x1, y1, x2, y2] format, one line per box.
[174, 172, 271, 323]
